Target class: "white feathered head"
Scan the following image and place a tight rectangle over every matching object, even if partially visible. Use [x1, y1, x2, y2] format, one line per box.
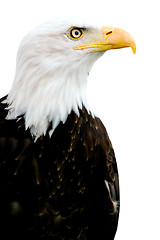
[6, 17, 136, 138]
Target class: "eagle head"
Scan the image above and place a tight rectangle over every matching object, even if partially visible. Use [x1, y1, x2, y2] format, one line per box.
[6, 17, 136, 138]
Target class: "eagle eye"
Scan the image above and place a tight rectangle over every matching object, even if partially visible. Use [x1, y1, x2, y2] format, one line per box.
[68, 28, 84, 40]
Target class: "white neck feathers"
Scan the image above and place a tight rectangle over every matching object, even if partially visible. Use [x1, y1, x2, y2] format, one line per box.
[6, 59, 93, 138]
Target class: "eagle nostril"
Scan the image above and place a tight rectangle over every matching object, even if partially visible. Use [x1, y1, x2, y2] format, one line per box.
[106, 31, 113, 36]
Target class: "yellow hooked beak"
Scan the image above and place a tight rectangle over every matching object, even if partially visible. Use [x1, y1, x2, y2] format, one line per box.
[74, 26, 136, 54]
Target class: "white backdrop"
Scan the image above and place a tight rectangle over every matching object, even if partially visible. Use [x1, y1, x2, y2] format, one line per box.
[0, 1, 160, 239]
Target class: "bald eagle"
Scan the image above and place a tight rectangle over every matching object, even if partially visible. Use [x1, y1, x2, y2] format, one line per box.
[0, 18, 136, 240]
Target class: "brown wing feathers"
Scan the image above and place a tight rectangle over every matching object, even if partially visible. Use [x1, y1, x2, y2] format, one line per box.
[0, 96, 119, 239]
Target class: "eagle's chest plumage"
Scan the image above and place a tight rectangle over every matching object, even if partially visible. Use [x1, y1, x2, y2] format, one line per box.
[0, 98, 119, 240]
[29, 108, 106, 238]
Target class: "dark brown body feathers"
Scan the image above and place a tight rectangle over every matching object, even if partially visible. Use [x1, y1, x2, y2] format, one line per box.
[0, 96, 119, 239]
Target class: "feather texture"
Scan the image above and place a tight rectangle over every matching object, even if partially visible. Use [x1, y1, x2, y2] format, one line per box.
[5, 18, 104, 138]
[0, 96, 119, 239]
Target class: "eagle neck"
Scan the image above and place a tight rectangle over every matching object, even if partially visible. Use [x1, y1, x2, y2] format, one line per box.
[6, 64, 91, 139]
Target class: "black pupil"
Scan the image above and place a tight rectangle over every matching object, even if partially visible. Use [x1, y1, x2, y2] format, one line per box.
[71, 29, 82, 38]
